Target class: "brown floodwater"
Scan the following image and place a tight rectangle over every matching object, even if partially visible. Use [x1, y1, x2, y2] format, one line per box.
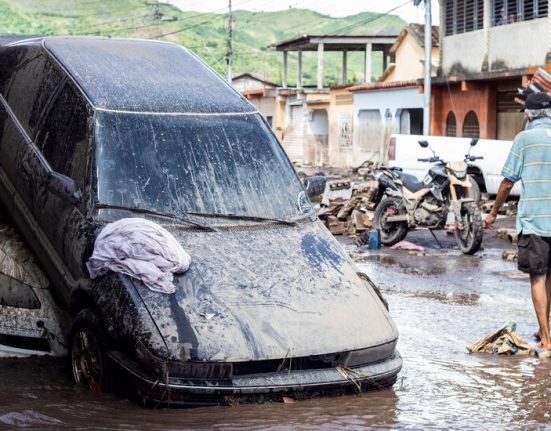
[1, 231, 550, 430]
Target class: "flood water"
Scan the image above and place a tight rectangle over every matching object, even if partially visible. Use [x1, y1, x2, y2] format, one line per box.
[1, 228, 550, 430]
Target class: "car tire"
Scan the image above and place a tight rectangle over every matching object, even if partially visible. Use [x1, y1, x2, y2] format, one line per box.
[71, 309, 111, 393]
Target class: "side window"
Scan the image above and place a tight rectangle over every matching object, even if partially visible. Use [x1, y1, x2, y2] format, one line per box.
[36, 83, 89, 184]
[1, 51, 64, 140]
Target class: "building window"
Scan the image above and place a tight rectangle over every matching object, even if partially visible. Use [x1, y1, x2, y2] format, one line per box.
[446, 111, 457, 136]
[462, 111, 480, 137]
[445, 0, 484, 36]
[493, 0, 548, 26]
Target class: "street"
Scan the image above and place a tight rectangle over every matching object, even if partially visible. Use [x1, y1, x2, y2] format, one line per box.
[1, 216, 549, 429]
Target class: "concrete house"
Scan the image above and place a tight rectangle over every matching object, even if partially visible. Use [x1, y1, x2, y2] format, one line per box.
[272, 34, 397, 167]
[431, 0, 550, 140]
[349, 24, 440, 166]
[232, 72, 278, 127]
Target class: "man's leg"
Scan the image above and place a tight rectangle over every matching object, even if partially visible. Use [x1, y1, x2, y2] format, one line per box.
[531, 274, 551, 349]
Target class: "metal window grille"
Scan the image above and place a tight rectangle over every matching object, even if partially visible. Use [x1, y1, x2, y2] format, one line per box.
[446, 111, 457, 136]
[445, 0, 484, 35]
[462, 111, 480, 137]
[493, 0, 548, 26]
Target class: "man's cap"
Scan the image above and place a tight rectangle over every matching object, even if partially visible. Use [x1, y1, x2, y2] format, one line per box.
[522, 92, 551, 110]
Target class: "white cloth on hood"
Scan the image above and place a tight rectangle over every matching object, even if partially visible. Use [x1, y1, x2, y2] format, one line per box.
[86, 218, 191, 294]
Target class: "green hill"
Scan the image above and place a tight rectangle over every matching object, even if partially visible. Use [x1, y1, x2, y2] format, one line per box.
[0, 0, 406, 84]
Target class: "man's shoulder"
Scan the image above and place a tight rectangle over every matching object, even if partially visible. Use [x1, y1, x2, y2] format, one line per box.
[515, 127, 551, 145]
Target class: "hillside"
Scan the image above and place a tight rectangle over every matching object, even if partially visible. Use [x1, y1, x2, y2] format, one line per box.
[0, 0, 407, 84]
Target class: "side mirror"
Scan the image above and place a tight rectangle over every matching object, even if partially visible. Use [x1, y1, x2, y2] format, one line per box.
[470, 137, 479, 146]
[47, 171, 82, 204]
[418, 140, 429, 148]
[304, 175, 326, 199]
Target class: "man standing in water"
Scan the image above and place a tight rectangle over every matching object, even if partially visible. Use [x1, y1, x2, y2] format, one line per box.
[486, 92, 551, 350]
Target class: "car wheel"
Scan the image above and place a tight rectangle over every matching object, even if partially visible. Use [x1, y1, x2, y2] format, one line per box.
[71, 309, 110, 393]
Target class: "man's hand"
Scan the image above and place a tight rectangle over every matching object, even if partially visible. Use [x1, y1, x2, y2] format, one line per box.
[484, 178, 514, 229]
[485, 213, 497, 229]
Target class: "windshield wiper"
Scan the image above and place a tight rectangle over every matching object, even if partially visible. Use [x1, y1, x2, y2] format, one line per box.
[187, 211, 299, 227]
[96, 204, 217, 232]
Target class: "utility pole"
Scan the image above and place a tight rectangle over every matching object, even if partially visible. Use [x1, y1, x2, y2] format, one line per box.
[226, 0, 233, 83]
[415, 0, 432, 136]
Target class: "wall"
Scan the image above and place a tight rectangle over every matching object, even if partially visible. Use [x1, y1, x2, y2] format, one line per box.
[488, 19, 547, 71]
[442, 18, 547, 75]
[328, 87, 354, 167]
[352, 86, 423, 165]
[385, 34, 440, 82]
[246, 95, 276, 123]
[431, 82, 496, 138]
[305, 109, 329, 166]
[442, 29, 486, 75]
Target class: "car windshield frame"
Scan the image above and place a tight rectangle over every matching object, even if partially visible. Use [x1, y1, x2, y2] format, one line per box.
[93, 111, 311, 222]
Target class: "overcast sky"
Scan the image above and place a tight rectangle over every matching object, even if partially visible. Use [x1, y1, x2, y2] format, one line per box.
[165, 0, 439, 24]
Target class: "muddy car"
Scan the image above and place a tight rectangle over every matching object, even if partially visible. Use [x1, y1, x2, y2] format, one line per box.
[0, 37, 401, 405]
[0, 221, 67, 357]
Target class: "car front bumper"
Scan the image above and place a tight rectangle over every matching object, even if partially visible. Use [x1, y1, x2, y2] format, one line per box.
[108, 350, 403, 406]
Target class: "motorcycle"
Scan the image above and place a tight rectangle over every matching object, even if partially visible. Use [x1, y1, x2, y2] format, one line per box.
[372, 138, 484, 254]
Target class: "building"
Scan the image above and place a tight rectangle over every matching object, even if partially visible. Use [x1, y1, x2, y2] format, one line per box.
[232, 73, 278, 127]
[347, 24, 439, 166]
[431, 0, 550, 140]
[272, 34, 397, 166]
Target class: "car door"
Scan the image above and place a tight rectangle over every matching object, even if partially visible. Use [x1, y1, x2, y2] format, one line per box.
[33, 80, 93, 282]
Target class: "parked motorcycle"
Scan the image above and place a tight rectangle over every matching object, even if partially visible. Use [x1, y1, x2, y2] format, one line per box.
[372, 138, 484, 254]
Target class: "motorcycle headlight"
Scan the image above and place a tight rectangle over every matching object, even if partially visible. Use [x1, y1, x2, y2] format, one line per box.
[453, 169, 467, 180]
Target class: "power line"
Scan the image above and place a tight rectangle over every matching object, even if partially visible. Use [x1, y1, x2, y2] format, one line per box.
[327, 0, 412, 35]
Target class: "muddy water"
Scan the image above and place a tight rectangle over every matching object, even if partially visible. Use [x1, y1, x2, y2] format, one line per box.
[2, 231, 551, 430]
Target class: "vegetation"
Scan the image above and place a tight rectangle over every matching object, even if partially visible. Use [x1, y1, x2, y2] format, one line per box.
[0, 0, 406, 84]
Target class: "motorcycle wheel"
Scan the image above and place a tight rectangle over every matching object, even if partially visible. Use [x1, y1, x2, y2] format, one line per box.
[373, 197, 408, 246]
[468, 176, 481, 204]
[455, 201, 483, 254]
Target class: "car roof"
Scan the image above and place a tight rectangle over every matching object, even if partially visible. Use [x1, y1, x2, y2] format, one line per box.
[38, 37, 255, 114]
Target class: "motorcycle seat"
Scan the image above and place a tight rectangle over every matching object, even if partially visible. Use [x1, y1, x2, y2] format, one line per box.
[396, 172, 426, 193]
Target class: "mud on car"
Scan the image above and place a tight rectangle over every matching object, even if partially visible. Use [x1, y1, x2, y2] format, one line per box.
[0, 36, 401, 406]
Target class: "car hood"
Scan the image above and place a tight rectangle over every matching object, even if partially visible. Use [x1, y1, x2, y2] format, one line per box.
[133, 220, 398, 362]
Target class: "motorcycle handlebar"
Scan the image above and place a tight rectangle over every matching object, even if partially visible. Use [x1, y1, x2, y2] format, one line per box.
[417, 157, 441, 163]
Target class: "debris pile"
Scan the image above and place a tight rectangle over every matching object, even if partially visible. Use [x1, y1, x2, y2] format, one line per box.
[318, 181, 379, 236]
[479, 197, 517, 216]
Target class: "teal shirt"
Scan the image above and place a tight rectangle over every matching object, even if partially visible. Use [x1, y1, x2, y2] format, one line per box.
[502, 117, 551, 236]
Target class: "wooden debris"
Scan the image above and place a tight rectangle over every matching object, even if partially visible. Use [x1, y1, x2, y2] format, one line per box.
[320, 181, 379, 236]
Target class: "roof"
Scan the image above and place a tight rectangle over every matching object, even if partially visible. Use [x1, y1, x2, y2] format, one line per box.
[232, 72, 278, 88]
[390, 24, 439, 54]
[38, 37, 254, 113]
[272, 34, 398, 51]
[0, 35, 42, 47]
[348, 79, 418, 92]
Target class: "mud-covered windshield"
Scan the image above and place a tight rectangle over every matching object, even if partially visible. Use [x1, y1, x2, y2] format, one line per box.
[94, 112, 307, 220]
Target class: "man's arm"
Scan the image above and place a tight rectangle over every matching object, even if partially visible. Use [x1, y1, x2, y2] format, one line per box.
[484, 178, 515, 228]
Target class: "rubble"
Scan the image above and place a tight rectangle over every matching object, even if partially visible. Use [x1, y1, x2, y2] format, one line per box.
[502, 251, 517, 261]
[496, 228, 518, 244]
[318, 180, 379, 236]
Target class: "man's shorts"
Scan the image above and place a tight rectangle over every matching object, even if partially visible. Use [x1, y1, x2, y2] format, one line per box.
[518, 233, 551, 274]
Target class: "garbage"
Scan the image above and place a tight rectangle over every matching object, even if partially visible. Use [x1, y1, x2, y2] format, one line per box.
[318, 181, 379, 236]
[467, 321, 530, 355]
[390, 241, 426, 252]
[87, 218, 191, 294]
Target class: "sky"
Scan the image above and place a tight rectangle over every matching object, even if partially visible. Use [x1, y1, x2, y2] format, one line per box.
[165, 0, 440, 24]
